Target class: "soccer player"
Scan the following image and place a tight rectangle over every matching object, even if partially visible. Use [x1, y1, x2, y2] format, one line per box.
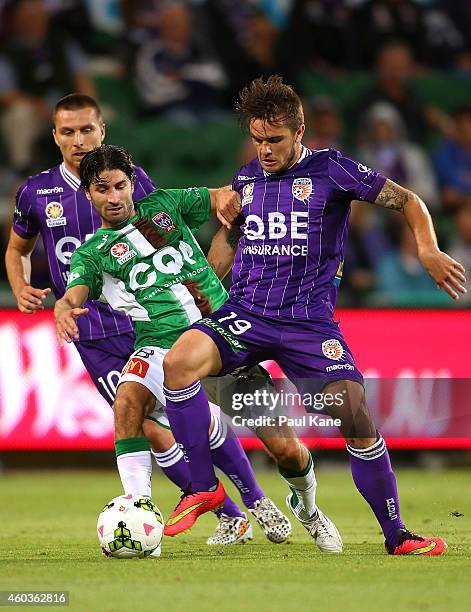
[5, 95, 283, 545]
[54, 144, 298, 546]
[161, 76, 467, 555]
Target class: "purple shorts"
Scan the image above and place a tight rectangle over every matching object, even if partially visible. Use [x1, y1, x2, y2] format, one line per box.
[192, 300, 363, 391]
[74, 332, 135, 405]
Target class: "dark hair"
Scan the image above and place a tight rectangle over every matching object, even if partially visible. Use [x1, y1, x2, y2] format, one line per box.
[235, 75, 304, 132]
[80, 144, 136, 190]
[453, 105, 471, 120]
[53, 93, 103, 125]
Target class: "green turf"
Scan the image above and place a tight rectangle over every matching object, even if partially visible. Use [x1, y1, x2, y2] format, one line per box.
[1, 468, 470, 612]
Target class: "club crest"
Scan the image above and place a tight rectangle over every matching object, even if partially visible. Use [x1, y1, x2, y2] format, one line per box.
[322, 339, 344, 361]
[152, 212, 176, 233]
[292, 178, 313, 203]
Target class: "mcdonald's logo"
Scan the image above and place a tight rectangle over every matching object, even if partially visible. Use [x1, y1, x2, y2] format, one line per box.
[123, 357, 149, 378]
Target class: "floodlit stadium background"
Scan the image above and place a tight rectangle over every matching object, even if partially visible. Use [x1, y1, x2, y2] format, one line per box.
[0, 0, 470, 463]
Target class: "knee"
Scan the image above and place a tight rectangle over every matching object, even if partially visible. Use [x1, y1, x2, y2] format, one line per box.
[268, 437, 306, 471]
[163, 346, 198, 387]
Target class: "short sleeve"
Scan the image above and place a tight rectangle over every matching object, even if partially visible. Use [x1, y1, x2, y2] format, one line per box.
[327, 149, 387, 203]
[13, 181, 39, 239]
[67, 248, 103, 300]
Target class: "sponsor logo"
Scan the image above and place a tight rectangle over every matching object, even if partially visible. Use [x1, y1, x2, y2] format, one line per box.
[96, 235, 109, 250]
[244, 211, 308, 241]
[165, 501, 209, 526]
[117, 249, 137, 265]
[242, 182, 254, 206]
[386, 497, 397, 520]
[152, 212, 176, 233]
[325, 363, 354, 372]
[243, 244, 307, 257]
[357, 163, 370, 173]
[68, 271, 81, 283]
[322, 339, 344, 361]
[111, 243, 129, 258]
[237, 175, 257, 181]
[292, 177, 313, 202]
[197, 319, 247, 352]
[13, 207, 22, 220]
[333, 260, 344, 287]
[45, 201, 67, 227]
[123, 358, 149, 378]
[37, 187, 64, 195]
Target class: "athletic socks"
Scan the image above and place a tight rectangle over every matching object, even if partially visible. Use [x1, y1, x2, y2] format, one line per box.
[115, 437, 152, 497]
[209, 413, 265, 510]
[278, 453, 318, 518]
[163, 381, 217, 492]
[347, 434, 405, 549]
[152, 444, 191, 491]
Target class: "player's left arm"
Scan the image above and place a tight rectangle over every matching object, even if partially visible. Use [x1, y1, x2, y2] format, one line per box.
[207, 224, 243, 280]
[373, 178, 467, 299]
[208, 186, 241, 230]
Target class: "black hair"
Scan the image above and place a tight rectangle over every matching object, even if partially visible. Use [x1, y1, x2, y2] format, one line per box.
[79, 144, 136, 190]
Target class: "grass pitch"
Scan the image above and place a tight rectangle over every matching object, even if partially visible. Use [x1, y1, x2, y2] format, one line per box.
[1, 467, 470, 612]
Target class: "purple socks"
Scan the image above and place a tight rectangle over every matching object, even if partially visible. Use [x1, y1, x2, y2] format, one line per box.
[163, 381, 217, 492]
[347, 435, 405, 549]
[209, 414, 264, 510]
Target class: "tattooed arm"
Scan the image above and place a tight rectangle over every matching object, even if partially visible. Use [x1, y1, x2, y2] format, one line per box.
[207, 223, 243, 280]
[373, 179, 467, 300]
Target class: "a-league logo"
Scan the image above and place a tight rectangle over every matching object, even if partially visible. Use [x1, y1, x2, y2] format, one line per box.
[242, 182, 254, 206]
[292, 178, 313, 203]
[322, 339, 344, 361]
[111, 243, 129, 258]
[152, 212, 176, 233]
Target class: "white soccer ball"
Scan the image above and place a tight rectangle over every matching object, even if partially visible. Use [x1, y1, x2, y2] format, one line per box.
[97, 494, 164, 558]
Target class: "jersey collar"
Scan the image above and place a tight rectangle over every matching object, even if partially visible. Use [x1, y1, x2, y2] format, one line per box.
[60, 163, 81, 191]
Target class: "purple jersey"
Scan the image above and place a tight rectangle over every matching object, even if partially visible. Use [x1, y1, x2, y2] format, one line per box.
[13, 162, 156, 341]
[231, 147, 386, 320]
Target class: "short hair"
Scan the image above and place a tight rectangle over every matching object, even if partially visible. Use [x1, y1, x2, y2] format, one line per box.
[53, 93, 103, 126]
[80, 144, 136, 191]
[235, 75, 304, 132]
[453, 105, 471, 120]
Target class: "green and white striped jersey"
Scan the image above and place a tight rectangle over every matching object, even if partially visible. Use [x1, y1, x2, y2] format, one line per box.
[67, 187, 228, 349]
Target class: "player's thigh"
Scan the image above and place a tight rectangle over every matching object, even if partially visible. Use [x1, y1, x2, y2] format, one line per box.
[276, 319, 363, 393]
[163, 328, 224, 381]
[75, 333, 135, 405]
[188, 302, 273, 377]
[120, 346, 168, 407]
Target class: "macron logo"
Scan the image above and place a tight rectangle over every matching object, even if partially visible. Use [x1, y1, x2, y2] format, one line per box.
[36, 187, 64, 195]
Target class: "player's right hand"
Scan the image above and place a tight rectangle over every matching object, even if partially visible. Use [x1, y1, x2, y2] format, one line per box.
[16, 286, 51, 314]
[55, 308, 89, 345]
[216, 189, 241, 229]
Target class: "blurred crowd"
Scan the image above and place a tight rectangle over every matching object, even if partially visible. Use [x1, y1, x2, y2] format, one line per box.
[0, 0, 470, 307]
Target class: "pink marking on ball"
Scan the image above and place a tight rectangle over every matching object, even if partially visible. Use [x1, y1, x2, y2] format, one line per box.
[98, 525, 104, 537]
[143, 523, 155, 536]
[122, 494, 133, 499]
